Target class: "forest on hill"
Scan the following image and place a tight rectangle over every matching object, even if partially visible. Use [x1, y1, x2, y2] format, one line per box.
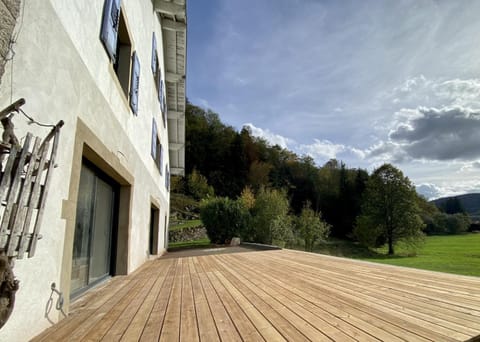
[172, 101, 471, 243]
[176, 101, 370, 239]
[432, 193, 480, 219]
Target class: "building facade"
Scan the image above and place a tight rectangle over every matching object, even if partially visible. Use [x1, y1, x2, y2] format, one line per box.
[0, 0, 186, 340]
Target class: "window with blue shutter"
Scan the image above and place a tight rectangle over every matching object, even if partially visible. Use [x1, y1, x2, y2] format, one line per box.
[100, 0, 121, 61]
[151, 118, 163, 173]
[151, 118, 157, 159]
[130, 51, 140, 115]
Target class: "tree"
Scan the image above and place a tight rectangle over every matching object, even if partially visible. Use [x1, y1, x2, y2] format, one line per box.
[355, 164, 424, 255]
[187, 169, 214, 200]
[251, 188, 290, 244]
[247, 161, 272, 191]
[238, 186, 255, 210]
[295, 202, 330, 251]
[425, 212, 471, 235]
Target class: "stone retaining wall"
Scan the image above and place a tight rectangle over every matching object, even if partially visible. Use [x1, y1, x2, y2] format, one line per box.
[169, 226, 208, 243]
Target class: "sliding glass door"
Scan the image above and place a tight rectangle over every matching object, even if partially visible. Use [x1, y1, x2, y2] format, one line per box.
[71, 163, 116, 297]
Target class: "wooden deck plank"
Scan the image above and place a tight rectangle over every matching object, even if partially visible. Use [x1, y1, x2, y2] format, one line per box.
[214, 254, 380, 342]
[282, 249, 480, 292]
[30, 250, 480, 342]
[199, 255, 316, 342]
[210, 254, 354, 342]
[232, 252, 453, 341]
[99, 273, 158, 340]
[266, 252, 480, 332]
[139, 259, 178, 342]
[276, 250, 480, 308]
[79, 279, 149, 341]
[120, 259, 175, 341]
[159, 258, 184, 341]
[220, 253, 407, 342]
[179, 257, 200, 342]
[71, 261, 173, 341]
[188, 258, 221, 342]
[195, 257, 243, 342]
[33, 278, 140, 342]
[256, 252, 466, 341]
[262, 251, 477, 339]
[202, 263, 265, 341]
[211, 270, 287, 342]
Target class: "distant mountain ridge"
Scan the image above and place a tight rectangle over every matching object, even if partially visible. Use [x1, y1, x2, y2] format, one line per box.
[431, 193, 480, 217]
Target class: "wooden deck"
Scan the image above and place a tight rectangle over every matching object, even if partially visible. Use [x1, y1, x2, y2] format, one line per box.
[33, 249, 480, 341]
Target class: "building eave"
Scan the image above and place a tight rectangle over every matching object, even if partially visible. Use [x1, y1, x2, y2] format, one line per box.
[156, 0, 186, 177]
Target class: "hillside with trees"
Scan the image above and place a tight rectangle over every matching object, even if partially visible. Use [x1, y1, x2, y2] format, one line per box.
[171, 101, 471, 254]
[176, 101, 368, 239]
[432, 193, 480, 219]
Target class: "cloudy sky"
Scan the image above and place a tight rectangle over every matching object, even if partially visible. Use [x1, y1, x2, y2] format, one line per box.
[186, 0, 480, 199]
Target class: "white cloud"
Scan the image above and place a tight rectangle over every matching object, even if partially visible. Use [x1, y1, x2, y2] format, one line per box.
[416, 183, 442, 200]
[416, 181, 480, 200]
[459, 161, 480, 172]
[384, 76, 480, 110]
[193, 98, 211, 110]
[243, 123, 293, 149]
[244, 123, 364, 165]
[297, 139, 346, 161]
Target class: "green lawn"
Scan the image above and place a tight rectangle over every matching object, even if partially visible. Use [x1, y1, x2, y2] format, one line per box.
[168, 237, 211, 250]
[362, 233, 480, 277]
[169, 219, 203, 231]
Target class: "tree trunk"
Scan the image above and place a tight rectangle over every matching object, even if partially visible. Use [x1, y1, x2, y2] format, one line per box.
[388, 237, 394, 255]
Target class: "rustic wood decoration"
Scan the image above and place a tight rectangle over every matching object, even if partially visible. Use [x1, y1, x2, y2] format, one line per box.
[0, 99, 63, 329]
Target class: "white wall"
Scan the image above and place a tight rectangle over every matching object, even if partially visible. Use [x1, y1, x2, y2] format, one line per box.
[0, 0, 171, 340]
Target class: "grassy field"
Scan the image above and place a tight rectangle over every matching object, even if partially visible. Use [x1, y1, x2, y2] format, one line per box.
[168, 237, 211, 250]
[363, 233, 480, 277]
[306, 233, 480, 277]
[169, 219, 203, 231]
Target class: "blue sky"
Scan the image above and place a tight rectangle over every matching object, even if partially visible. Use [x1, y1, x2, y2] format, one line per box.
[186, 0, 480, 199]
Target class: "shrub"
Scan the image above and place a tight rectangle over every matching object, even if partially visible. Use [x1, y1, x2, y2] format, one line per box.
[295, 202, 330, 251]
[252, 188, 290, 244]
[270, 215, 294, 245]
[200, 197, 250, 243]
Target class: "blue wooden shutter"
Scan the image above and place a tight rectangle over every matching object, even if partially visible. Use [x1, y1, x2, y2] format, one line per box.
[162, 92, 167, 127]
[130, 51, 140, 115]
[158, 77, 164, 108]
[151, 118, 157, 159]
[159, 144, 163, 173]
[165, 164, 170, 190]
[165, 164, 170, 191]
[100, 0, 121, 61]
[151, 32, 157, 74]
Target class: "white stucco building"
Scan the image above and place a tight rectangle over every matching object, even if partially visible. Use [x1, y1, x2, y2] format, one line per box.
[0, 0, 186, 340]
